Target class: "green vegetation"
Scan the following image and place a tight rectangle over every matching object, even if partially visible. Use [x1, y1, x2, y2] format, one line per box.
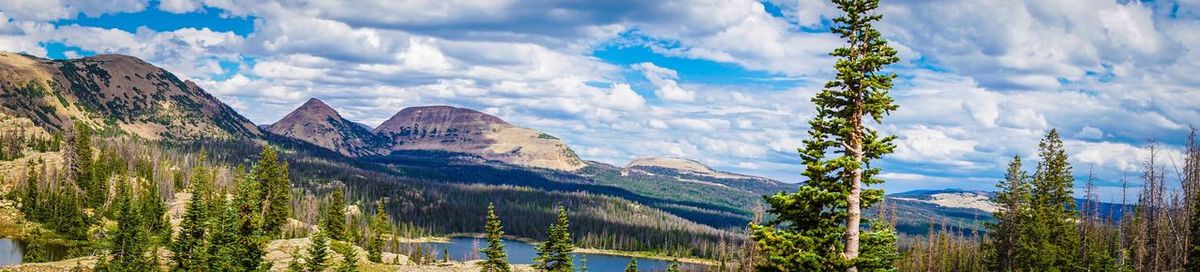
[752, 0, 901, 271]
[479, 202, 511, 272]
[623, 258, 637, 272]
[534, 205, 574, 271]
[322, 187, 348, 241]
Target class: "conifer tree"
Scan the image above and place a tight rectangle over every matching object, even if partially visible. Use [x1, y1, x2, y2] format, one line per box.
[19, 160, 39, 216]
[172, 153, 215, 270]
[307, 230, 331, 272]
[534, 205, 573, 272]
[323, 187, 348, 241]
[209, 168, 269, 272]
[367, 201, 389, 263]
[624, 258, 637, 272]
[254, 146, 291, 237]
[333, 241, 359, 272]
[141, 178, 170, 243]
[752, 0, 900, 271]
[101, 178, 157, 271]
[1189, 132, 1200, 271]
[666, 259, 680, 272]
[1021, 129, 1079, 269]
[479, 203, 510, 272]
[985, 155, 1029, 271]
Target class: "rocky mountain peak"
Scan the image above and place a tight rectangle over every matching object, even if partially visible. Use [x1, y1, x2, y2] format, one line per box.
[266, 98, 385, 157]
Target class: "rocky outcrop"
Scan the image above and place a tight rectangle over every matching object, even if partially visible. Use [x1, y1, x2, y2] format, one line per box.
[374, 106, 585, 171]
[0, 52, 261, 140]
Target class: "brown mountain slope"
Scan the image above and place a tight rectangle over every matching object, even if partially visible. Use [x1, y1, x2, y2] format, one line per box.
[374, 106, 585, 171]
[0, 52, 261, 140]
[266, 98, 386, 156]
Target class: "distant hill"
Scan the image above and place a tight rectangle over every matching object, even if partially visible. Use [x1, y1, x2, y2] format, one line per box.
[266, 98, 388, 156]
[886, 188, 1132, 235]
[374, 105, 586, 171]
[0, 53, 261, 140]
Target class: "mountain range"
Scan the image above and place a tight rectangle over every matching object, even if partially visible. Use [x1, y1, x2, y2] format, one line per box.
[0, 52, 1015, 234]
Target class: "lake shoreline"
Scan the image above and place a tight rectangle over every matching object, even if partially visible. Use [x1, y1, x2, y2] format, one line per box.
[411, 234, 717, 266]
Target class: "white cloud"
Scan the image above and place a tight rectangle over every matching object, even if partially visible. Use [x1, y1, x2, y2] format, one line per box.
[632, 62, 694, 102]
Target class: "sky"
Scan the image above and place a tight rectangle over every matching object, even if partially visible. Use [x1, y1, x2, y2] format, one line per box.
[0, 0, 1198, 201]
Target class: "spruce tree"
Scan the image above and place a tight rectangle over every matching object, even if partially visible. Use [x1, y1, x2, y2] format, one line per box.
[985, 155, 1029, 271]
[172, 154, 215, 270]
[333, 241, 359, 272]
[209, 168, 269, 272]
[752, 0, 900, 271]
[102, 178, 156, 271]
[666, 259, 681, 272]
[307, 230, 331, 272]
[367, 201, 389, 263]
[479, 203, 510, 272]
[323, 188, 348, 241]
[141, 178, 170, 243]
[534, 205, 573, 272]
[624, 258, 638, 272]
[254, 146, 291, 237]
[1021, 129, 1079, 269]
[19, 160, 39, 217]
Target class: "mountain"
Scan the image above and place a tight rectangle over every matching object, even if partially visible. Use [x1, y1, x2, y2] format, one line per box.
[621, 157, 792, 195]
[265, 98, 387, 156]
[0, 53, 260, 140]
[886, 189, 1131, 235]
[374, 105, 585, 171]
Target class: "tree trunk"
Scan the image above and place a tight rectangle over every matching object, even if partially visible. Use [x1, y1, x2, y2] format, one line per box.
[845, 109, 864, 272]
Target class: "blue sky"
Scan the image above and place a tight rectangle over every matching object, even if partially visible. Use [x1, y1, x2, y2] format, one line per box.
[2, 0, 1199, 201]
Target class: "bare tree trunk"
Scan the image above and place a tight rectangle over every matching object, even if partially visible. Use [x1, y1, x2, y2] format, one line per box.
[844, 113, 864, 272]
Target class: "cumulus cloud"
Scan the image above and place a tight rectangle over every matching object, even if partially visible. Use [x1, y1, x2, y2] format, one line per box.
[1, 0, 1197, 197]
[631, 62, 694, 102]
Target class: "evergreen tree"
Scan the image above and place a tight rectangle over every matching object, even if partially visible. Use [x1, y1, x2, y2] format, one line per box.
[323, 188, 348, 241]
[70, 121, 100, 208]
[100, 178, 157, 271]
[1021, 129, 1079, 269]
[666, 259, 680, 272]
[623, 258, 637, 272]
[253, 146, 291, 237]
[307, 230, 331, 272]
[985, 155, 1030, 271]
[172, 154, 215, 270]
[333, 241, 359, 272]
[19, 160, 39, 217]
[367, 201, 389, 263]
[286, 249, 305, 272]
[209, 168, 269, 272]
[141, 178, 171, 243]
[534, 205, 574, 272]
[479, 203, 510, 272]
[751, 0, 900, 271]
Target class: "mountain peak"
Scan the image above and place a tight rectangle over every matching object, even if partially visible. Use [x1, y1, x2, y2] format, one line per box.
[374, 105, 508, 134]
[374, 105, 583, 171]
[266, 98, 385, 156]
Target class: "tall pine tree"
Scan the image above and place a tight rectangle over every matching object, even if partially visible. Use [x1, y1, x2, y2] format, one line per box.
[172, 152, 215, 270]
[1021, 129, 1079, 269]
[534, 205, 573, 272]
[368, 201, 390, 263]
[323, 187, 348, 241]
[253, 146, 291, 237]
[752, 0, 900, 271]
[98, 178, 158, 272]
[985, 155, 1029, 271]
[479, 203, 510, 272]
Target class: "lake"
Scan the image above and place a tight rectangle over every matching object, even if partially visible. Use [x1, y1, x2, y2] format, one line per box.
[0, 238, 21, 267]
[405, 237, 708, 271]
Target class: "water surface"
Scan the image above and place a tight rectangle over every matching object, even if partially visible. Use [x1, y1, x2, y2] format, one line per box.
[406, 237, 707, 271]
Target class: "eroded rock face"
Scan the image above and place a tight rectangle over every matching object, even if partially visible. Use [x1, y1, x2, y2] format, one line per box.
[266, 98, 387, 156]
[374, 106, 585, 171]
[621, 157, 790, 195]
[0, 53, 261, 140]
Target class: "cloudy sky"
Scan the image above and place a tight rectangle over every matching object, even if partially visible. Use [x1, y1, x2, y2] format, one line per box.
[1, 0, 1198, 201]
